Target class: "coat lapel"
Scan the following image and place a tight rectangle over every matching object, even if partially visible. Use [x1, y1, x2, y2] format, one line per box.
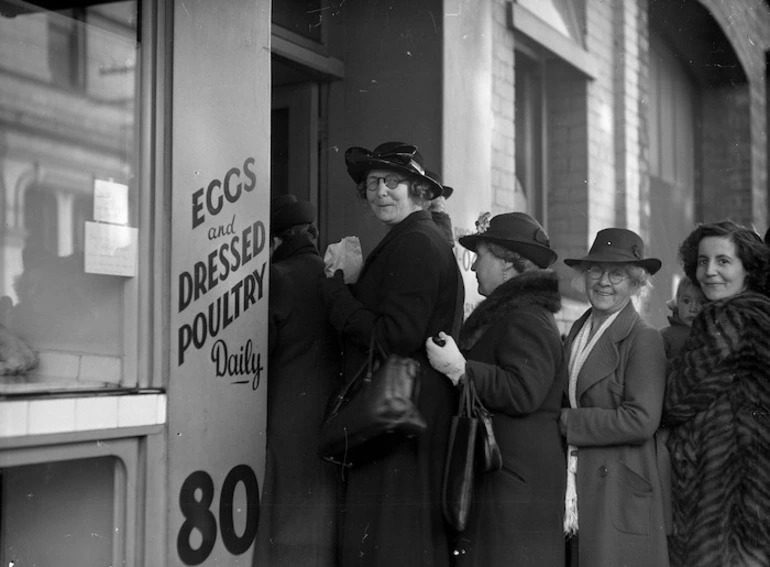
[568, 302, 639, 404]
[356, 210, 431, 282]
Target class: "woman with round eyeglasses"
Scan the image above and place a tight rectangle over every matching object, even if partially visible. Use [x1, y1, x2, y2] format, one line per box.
[663, 220, 770, 566]
[560, 228, 670, 566]
[319, 141, 463, 566]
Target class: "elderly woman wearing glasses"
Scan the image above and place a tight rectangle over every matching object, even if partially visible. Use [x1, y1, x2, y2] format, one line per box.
[320, 142, 464, 567]
[560, 228, 670, 567]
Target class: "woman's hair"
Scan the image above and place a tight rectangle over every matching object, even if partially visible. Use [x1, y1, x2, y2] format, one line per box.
[485, 241, 540, 274]
[679, 220, 770, 293]
[273, 222, 318, 241]
[570, 262, 653, 298]
[356, 172, 433, 205]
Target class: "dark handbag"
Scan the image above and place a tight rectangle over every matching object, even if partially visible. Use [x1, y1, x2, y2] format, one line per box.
[442, 377, 478, 531]
[474, 382, 503, 473]
[442, 377, 502, 531]
[318, 338, 427, 468]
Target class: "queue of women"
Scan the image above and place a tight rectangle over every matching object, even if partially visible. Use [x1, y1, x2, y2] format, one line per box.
[258, 140, 770, 567]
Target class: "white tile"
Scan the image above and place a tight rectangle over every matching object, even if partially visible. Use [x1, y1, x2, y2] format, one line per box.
[36, 351, 80, 379]
[118, 394, 158, 428]
[0, 401, 29, 437]
[80, 355, 122, 383]
[156, 394, 167, 424]
[27, 398, 77, 435]
[75, 396, 119, 431]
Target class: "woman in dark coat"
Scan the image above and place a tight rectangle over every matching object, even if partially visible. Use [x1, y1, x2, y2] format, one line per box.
[253, 196, 341, 566]
[320, 142, 463, 567]
[664, 220, 770, 566]
[561, 228, 670, 567]
[426, 212, 567, 566]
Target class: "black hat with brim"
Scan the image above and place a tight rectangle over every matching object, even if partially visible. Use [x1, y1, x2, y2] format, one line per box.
[345, 142, 443, 200]
[564, 228, 662, 275]
[459, 212, 557, 268]
[271, 194, 316, 233]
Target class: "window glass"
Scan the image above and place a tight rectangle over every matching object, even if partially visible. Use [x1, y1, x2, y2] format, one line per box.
[0, 0, 139, 394]
[1, 457, 118, 564]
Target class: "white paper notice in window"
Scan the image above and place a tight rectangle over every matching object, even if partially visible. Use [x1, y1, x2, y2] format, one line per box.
[84, 221, 138, 277]
[93, 179, 130, 225]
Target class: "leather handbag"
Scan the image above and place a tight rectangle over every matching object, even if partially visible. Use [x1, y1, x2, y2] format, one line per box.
[442, 376, 502, 531]
[473, 380, 502, 473]
[442, 377, 478, 531]
[318, 337, 427, 468]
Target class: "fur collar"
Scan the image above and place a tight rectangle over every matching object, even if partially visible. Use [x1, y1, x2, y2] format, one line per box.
[460, 270, 561, 350]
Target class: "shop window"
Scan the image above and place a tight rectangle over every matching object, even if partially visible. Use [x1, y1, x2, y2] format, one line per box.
[47, 7, 86, 89]
[0, 0, 141, 394]
[1, 456, 123, 565]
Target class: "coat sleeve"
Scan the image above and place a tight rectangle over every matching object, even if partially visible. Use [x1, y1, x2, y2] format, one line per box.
[466, 310, 561, 416]
[267, 264, 293, 357]
[565, 326, 666, 446]
[663, 303, 741, 426]
[325, 231, 448, 355]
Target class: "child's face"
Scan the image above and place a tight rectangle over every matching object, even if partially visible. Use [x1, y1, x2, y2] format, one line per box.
[677, 286, 707, 326]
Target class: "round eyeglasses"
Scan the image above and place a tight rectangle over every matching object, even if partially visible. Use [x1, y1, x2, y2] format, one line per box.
[365, 174, 408, 192]
[586, 265, 628, 284]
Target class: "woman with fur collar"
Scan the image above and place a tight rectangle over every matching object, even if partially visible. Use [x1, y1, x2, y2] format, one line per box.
[560, 228, 669, 567]
[664, 220, 770, 566]
[426, 212, 567, 566]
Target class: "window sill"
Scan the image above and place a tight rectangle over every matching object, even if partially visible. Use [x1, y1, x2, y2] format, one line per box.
[0, 390, 166, 440]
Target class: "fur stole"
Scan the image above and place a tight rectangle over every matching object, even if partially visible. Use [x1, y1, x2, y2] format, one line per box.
[459, 270, 561, 351]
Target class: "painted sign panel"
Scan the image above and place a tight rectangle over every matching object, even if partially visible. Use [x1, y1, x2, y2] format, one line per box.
[169, 1, 270, 565]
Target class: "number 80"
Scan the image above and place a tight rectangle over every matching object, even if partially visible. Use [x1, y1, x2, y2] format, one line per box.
[177, 465, 260, 565]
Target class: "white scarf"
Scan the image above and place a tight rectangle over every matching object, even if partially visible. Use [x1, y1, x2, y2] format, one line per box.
[563, 307, 623, 535]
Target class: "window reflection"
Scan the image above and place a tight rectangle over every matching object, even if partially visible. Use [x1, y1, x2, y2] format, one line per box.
[0, 0, 139, 393]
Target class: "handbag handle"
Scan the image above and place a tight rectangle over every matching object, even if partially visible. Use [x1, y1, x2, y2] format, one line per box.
[455, 376, 474, 417]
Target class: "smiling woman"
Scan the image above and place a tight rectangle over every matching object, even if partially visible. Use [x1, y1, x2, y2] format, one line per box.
[318, 141, 463, 566]
[560, 228, 670, 567]
[664, 220, 770, 566]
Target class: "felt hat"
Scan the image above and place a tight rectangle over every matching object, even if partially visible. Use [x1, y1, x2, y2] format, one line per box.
[345, 141, 443, 199]
[426, 170, 454, 199]
[459, 212, 557, 268]
[564, 228, 661, 274]
[271, 194, 315, 233]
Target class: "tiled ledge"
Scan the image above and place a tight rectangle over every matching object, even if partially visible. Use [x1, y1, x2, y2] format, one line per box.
[0, 392, 166, 438]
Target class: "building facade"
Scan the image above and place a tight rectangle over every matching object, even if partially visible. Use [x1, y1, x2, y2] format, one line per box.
[0, 0, 768, 564]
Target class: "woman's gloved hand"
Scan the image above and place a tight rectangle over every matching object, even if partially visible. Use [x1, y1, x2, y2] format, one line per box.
[319, 269, 348, 306]
[425, 331, 466, 386]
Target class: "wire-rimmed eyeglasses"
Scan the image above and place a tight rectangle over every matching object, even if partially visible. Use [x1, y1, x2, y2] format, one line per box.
[365, 174, 409, 192]
[586, 265, 628, 284]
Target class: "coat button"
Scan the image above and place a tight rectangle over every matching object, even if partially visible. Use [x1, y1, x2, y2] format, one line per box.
[599, 466, 608, 477]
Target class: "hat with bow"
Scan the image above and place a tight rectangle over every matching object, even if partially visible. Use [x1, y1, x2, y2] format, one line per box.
[564, 228, 661, 274]
[345, 141, 443, 199]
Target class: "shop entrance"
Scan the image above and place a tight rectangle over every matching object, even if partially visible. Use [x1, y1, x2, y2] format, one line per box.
[271, 57, 322, 237]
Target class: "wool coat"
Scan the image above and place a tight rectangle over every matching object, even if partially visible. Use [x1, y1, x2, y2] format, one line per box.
[663, 292, 770, 567]
[660, 315, 691, 361]
[253, 235, 341, 566]
[563, 301, 670, 567]
[324, 210, 463, 567]
[454, 270, 566, 567]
